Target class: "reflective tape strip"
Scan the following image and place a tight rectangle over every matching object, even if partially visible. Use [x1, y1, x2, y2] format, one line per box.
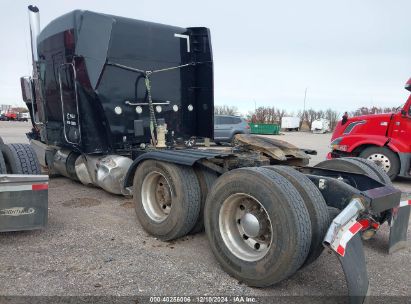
[399, 200, 411, 208]
[32, 183, 48, 191]
[330, 219, 363, 257]
[0, 183, 48, 192]
[349, 221, 363, 234]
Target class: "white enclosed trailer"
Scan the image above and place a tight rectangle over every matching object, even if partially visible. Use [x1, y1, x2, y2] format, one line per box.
[281, 116, 300, 131]
[311, 119, 330, 133]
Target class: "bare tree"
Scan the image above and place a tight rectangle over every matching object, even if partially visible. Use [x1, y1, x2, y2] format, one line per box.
[297, 110, 306, 128]
[316, 110, 325, 120]
[276, 109, 287, 124]
[325, 108, 339, 130]
[12, 107, 29, 113]
[304, 109, 317, 129]
[214, 105, 239, 116]
[248, 106, 287, 124]
[351, 106, 398, 117]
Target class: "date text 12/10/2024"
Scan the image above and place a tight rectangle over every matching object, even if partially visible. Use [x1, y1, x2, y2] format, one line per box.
[149, 296, 257, 303]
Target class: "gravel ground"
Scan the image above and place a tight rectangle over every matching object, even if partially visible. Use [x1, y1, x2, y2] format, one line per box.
[0, 122, 410, 299]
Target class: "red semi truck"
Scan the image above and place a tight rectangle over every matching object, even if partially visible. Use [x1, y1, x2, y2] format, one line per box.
[328, 78, 411, 180]
[4, 111, 17, 121]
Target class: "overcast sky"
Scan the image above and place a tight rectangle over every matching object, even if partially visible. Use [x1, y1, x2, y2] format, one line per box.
[1, 0, 410, 115]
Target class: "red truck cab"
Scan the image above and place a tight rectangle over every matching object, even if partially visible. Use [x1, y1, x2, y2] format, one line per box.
[4, 111, 17, 121]
[328, 78, 411, 180]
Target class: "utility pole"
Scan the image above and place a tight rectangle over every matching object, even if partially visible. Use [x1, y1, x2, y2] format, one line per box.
[303, 88, 307, 115]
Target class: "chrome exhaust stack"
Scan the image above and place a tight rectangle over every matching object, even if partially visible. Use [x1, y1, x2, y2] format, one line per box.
[28, 5, 40, 63]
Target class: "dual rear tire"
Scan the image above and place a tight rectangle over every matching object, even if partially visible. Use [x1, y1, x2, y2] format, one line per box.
[132, 160, 219, 240]
[204, 167, 313, 287]
[133, 160, 201, 241]
[0, 143, 41, 175]
[133, 162, 330, 287]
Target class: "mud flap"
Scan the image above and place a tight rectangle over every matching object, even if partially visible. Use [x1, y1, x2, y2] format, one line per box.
[336, 233, 369, 304]
[388, 201, 410, 254]
[323, 199, 369, 303]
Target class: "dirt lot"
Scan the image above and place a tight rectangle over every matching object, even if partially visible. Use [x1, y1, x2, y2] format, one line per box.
[0, 121, 410, 298]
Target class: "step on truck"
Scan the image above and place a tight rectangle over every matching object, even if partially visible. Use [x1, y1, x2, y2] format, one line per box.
[21, 6, 409, 303]
[328, 79, 411, 180]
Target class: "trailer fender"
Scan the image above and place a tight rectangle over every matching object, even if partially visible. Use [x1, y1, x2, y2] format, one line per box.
[124, 149, 229, 188]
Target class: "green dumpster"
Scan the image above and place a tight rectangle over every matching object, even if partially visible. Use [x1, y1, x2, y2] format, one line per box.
[249, 123, 280, 135]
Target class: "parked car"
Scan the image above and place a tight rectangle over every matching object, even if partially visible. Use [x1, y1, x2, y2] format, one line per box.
[214, 115, 250, 144]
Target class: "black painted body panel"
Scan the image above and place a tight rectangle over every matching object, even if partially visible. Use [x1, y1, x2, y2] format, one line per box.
[36, 10, 214, 154]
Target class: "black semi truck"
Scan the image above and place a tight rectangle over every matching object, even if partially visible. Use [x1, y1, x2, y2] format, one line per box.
[15, 5, 409, 303]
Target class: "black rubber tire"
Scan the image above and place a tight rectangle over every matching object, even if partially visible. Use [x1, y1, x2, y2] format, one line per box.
[345, 157, 392, 185]
[0, 143, 41, 174]
[358, 147, 400, 180]
[133, 160, 201, 241]
[328, 207, 341, 220]
[264, 166, 330, 267]
[0, 149, 6, 174]
[191, 166, 219, 234]
[315, 158, 380, 181]
[0, 136, 4, 145]
[204, 167, 311, 287]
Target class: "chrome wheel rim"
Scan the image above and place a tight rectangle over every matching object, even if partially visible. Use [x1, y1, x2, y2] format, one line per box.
[367, 153, 391, 172]
[141, 171, 172, 222]
[219, 193, 272, 262]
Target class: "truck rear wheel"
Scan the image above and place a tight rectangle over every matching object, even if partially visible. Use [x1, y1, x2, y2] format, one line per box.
[359, 147, 400, 180]
[191, 167, 219, 234]
[133, 160, 201, 241]
[263, 165, 330, 267]
[0, 143, 41, 174]
[0, 149, 6, 173]
[204, 167, 311, 287]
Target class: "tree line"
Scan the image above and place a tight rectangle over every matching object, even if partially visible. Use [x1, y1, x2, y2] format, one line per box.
[214, 105, 339, 129]
[214, 105, 399, 131]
